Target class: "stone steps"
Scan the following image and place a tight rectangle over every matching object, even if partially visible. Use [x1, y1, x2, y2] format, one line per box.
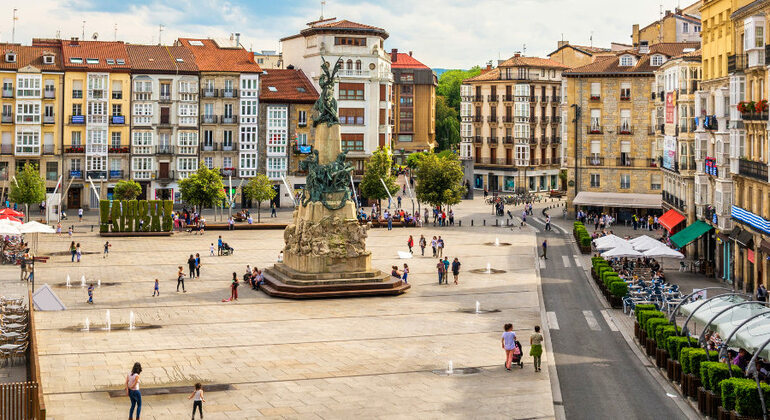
[261, 265, 410, 299]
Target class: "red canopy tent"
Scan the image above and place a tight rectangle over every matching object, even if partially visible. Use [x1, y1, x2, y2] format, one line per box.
[0, 215, 22, 223]
[0, 208, 24, 218]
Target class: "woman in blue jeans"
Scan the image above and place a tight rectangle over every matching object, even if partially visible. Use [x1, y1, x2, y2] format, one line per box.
[126, 362, 142, 419]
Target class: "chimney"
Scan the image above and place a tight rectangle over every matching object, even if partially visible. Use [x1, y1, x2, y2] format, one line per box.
[557, 40, 569, 48]
[632, 24, 640, 46]
[391, 48, 398, 62]
[514, 53, 521, 57]
[70, 37, 79, 46]
[486, 63, 492, 70]
[408, 51, 412, 56]
[639, 40, 649, 54]
[235, 32, 241, 47]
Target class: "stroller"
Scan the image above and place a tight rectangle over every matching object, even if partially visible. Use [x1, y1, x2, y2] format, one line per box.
[510, 340, 524, 369]
[221, 242, 234, 256]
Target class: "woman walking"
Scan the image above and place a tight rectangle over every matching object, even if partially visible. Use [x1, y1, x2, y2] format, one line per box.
[177, 266, 186, 293]
[407, 235, 414, 254]
[76, 243, 82, 262]
[69, 241, 76, 262]
[194, 253, 201, 278]
[126, 362, 142, 420]
[401, 263, 409, 284]
[530, 325, 544, 372]
[187, 255, 196, 279]
[419, 235, 427, 256]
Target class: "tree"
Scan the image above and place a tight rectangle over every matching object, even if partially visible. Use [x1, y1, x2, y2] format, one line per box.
[242, 174, 276, 223]
[113, 180, 142, 201]
[405, 151, 428, 169]
[178, 164, 226, 211]
[414, 152, 465, 211]
[435, 96, 461, 151]
[360, 147, 399, 207]
[10, 163, 45, 221]
[436, 67, 481, 111]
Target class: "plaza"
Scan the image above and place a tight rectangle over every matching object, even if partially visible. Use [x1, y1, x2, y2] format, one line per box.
[12, 199, 554, 419]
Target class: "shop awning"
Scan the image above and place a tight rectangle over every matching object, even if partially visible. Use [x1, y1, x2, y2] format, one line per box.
[670, 220, 713, 248]
[730, 227, 754, 248]
[658, 209, 686, 232]
[572, 192, 662, 209]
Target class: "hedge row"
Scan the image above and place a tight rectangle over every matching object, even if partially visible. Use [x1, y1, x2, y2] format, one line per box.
[591, 258, 628, 298]
[99, 200, 173, 233]
[574, 221, 591, 249]
[720, 377, 770, 416]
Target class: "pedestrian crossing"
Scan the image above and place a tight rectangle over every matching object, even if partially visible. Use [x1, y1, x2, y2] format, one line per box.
[544, 310, 620, 333]
[538, 254, 586, 270]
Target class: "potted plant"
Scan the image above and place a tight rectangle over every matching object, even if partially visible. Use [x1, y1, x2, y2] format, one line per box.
[757, 99, 768, 114]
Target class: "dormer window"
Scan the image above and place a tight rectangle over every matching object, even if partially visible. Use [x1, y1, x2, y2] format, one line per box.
[650, 55, 665, 66]
[619, 55, 634, 67]
[43, 55, 54, 65]
[86, 58, 99, 64]
[5, 52, 16, 63]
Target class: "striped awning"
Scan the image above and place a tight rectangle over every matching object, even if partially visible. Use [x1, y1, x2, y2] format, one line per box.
[732, 205, 770, 235]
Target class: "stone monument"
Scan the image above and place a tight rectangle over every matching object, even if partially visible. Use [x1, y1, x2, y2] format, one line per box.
[261, 57, 410, 299]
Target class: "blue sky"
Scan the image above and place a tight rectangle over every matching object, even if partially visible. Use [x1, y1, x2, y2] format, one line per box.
[3, 0, 690, 69]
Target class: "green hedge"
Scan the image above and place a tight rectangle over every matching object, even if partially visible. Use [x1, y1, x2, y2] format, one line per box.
[638, 310, 666, 332]
[635, 304, 657, 320]
[655, 325, 680, 349]
[721, 378, 753, 412]
[99, 200, 110, 233]
[574, 222, 591, 248]
[735, 378, 770, 417]
[646, 317, 670, 338]
[162, 200, 173, 231]
[686, 348, 718, 378]
[700, 361, 744, 392]
[98, 199, 173, 232]
[667, 336, 696, 361]
[609, 280, 628, 298]
[680, 347, 697, 374]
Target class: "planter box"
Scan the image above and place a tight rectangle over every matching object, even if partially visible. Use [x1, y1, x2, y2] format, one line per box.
[681, 373, 690, 397]
[706, 390, 721, 418]
[646, 338, 657, 357]
[730, 410, 763, 420]
[640, 329, 647, 344]
[689, 375, 701, 399]
[697, 387, 707, 414]
[717, 406, 730, 420]
[609, 295, 622, 308]
[673, 360, 681, 383]
[634, 322, 640, 340]
[667, 359, 675, 381]
[656, 348, 668, 368]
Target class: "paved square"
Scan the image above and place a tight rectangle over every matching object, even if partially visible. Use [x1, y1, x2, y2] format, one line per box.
[19, 210, 553, 419]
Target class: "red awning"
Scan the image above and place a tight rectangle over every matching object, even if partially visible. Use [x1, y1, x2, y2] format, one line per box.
[659, 209, 686, 233]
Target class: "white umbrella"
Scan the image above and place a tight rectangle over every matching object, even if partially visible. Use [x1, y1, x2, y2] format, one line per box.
[594, 235, 629, 251]
[20, 221, 55, 234]
[0, 218, 22, 228]
[629, 235, 664, 251]
[642, 244, 685, 259]
[0, 223, 21, 236]
[601, 245, 642, 258]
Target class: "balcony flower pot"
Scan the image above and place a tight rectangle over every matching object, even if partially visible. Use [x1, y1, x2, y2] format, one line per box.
[590, 95, 600, 101]
[757, 99, 768, 113]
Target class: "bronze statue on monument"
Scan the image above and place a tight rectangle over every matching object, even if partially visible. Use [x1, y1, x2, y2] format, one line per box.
[259, 57, 410, 299]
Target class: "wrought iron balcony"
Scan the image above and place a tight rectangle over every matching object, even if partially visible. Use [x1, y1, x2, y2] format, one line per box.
[738, 158, 768, 182]
[585, 156, 604, 166]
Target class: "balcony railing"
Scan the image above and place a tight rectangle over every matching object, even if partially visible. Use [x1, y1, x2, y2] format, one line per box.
[529, 116, 537, 123]
[473, 136, 482, 144]
[64, 146, 85, 153]
[472, 116, 483, 123]
[41, 115, 54, 125]
[221, 115, 239, 124]
[1, 114, 11, 124]
[110, 115, 125, 125]
[620, 95, 631, 101]
[159, 95, 171, 102]
[108, 146, 130, 154]
[488, 116, 498, 123]
[551, 116, 561, 123]
[529, 136, 538, 145]
[202, 144, 216, 152]
[487, 94, 498, 101]
[551, 95, 560, 103]
[738, 158, 768, 182]
[43, 144, 54, 154]
[44, 90, 55, 99]
[112, 92, 123, 100]
[541, 116, 549, 123]
[471, 95, 483, 102]
[530, 95, 536, 102]
[616, 157, 635, 167]
[486, 137, 497, 144]
[585, 156, 604, 166]
[156, 170, 175, 180]
[201, 89, 218, 98]
[1, 89, 12, 98]
[339, 69, 369, 77]
[589, 95, 601, 102]
[156, 145, 173, 154]
[222, 142, 237, 152]
[503, 136, 514, 144]
[502, 116, 514, 123]
[201, 115, 217, 124]
[1, 144, 12, 154]
[617, 125, 633, 135]
[88, 170, 108, 180]
[541, 95, 548, 102]
[551, 136, 561, 144]
[662, 191, 686, 212]
[220, 168, 237, 177]
[740, 111, 768, 121]
[222, 89, 238, 98]
[588, 126, 602, 134]
[727, 54, 748, 73]
[502, 94, 515, 102]
[68, 170, 83, 179]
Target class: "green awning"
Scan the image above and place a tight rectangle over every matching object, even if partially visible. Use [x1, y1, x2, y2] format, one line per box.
[670, 220, 713, 248]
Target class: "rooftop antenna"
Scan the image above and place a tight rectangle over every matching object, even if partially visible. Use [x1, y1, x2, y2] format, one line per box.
[659, 4, 663, 43]
[114, 23, 117, 41]
[12, 8, 18, 44]
[320, 0, 326, 20]
[158, 24, 165, 45]
[81, 20, 86, 40]
[590, 31, 593, 48]
[523, 43, 527, 55]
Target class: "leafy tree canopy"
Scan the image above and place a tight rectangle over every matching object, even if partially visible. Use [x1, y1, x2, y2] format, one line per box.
[414, 152, 465, 209]
[178, 164, 226, 209]
[435, 67, 480, 151]
[113, 180, 142, 201]
[10, 163, 46, 206]
[242, 174, 277, 222]
[360, 147, 399, 202]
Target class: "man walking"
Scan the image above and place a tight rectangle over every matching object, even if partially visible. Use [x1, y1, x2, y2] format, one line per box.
[270, 202, 277, 218]
[545, 215, 551, 231]
[437, 236, 444, 258]
[78, 208, 83, 222]
[541, 239, 548, 260]
[451, 257, 461, 285]
[437, 260, 445, 284]
[419, 235, 427, 256]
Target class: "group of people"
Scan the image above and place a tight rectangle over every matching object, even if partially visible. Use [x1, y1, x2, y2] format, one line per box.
[125, 362, 206, 420]
[501, 323, 544, 372]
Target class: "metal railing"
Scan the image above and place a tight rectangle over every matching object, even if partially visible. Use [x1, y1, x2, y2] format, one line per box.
[156, 170, 175, 180]
[43, 144, 54, 154]
[617, 125, 633, 135]
[616, 157, 635, 167]
[201, 88, 218, 98]
[221, 115, 239, 124]
[1, 114, 13, 124]
[222, 89, 238, 98]
[585, 156, 604, 166]
[44, 90, 55, 99]
[739, 158, 768, 182]
[156, 145, 173, 154]
[2, 89, 13, 98]
[473, 136, 483, 144]
[487, 94, 498, 101]
[201, 115, 218, 124]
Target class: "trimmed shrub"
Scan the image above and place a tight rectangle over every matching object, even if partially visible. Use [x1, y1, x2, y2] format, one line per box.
[701, 361, 744, 392]
[609, 280, 628, 298]
[720, 378, 754, 412]
[735, 378, 770, 417]
[110, 200, 121, 232]
[680, 347, 696, 374]
[99, 200, 110, 233]
[136, 200, 149, 231]
[667, 336, 696, 361]
[639, 310, 666, 332]
[603, 273, 620, 288]
[591, 257, 604, 267]
[687, 348, 718, 378]
[646, 317, 670, 338]
[149, 200, 161, 232]
[162, 200, 173, 232]
[656, 325, 680, 349]
[119, 200, 129, 232]
[127, 200, 137, 232]
[635, 304, 657, 323]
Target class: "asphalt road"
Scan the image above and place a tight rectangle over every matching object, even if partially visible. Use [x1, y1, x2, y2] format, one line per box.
[526, 215, 685, 420]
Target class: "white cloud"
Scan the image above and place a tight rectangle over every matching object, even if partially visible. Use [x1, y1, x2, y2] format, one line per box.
[2, 0, 685, 68]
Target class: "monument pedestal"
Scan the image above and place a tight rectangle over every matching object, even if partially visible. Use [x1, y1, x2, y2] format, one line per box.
[262, 201, 410, 299]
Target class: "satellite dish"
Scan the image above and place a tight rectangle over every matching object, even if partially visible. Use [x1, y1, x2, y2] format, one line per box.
[92, 32, 98, 40]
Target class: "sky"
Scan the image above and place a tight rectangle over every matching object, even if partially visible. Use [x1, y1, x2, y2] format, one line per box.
[1, 0, 692, 69]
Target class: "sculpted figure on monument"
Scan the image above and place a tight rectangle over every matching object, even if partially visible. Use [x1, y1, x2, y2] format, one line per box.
[313, 57, 341, 127]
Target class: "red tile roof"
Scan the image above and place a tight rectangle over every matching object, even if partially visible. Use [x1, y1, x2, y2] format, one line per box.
[498, 55, 569, 70]
[177, 38, 261, 73]
[391, 52, 429, 69]
[565, 42, 700, 76]
[463, 68, 500, 82]
[260, 69, 319, 103]
[282, 18, 389, 41]
[0, 44, 62, 71]
[59, 40, 131, 71]
[311, 19, 384, 31]
[125, 44, 198, 73]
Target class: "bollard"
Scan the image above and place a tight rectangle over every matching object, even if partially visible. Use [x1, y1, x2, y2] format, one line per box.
[459, 220, 462, 227]
[91, 225, 94, 232]
[495, 219, 499, 226]
[483, 219, 486, 226]
[471, 220, 474, 226]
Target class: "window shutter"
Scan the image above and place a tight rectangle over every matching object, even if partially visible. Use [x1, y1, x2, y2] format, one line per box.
[590, 140, 600, 154]
[621, 141, 631, 153]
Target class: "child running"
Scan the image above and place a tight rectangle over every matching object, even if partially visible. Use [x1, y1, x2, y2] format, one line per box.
[152, 279, 159, 297]
[501, 323, 517, 371]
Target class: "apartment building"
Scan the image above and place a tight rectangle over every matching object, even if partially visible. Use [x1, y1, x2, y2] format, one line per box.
[693, 0, 752, 284]
[0, 44, 63, 200]
[258, 68, 318, 206]
[37, 39, 132, 209]
[253, 50, 282, 69]
[548, 42, 614, 68]
[281, 18, 393, 177]
[654, 50, 701, 253]
[723, 0, 770, 292]
[460, 55, 567, 193]
[564, 42, 699, 219]
[177, 37, 262, 201]
[390, 49, 436, 162]
[125, 44, 198, 202]
[631, 2, 702, 47]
